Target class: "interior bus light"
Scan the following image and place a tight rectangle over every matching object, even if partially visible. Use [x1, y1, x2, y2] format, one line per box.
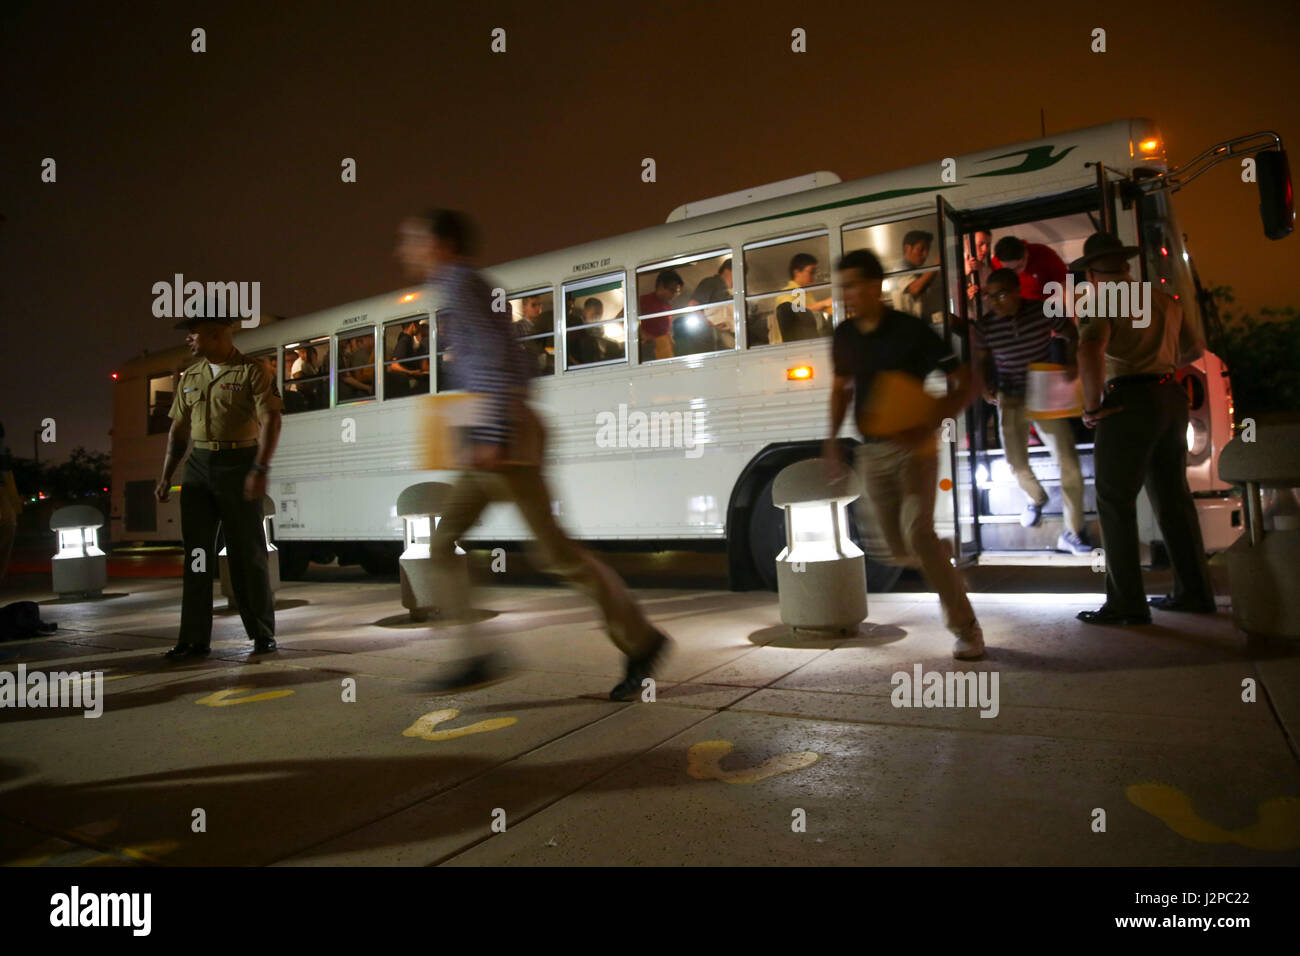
[787, 366, 813, 381]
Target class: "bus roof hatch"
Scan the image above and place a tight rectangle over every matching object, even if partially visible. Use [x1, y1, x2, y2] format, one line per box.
[666, 171, 841, 222]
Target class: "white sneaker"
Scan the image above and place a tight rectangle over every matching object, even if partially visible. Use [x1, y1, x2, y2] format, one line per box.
[953, 622, 985, 660]
[1057, 530, 1092, 555]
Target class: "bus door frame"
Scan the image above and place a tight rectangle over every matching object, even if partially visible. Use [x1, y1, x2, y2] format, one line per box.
[935, 195, 982, 564]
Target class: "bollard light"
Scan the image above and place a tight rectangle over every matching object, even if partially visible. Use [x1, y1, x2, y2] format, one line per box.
[1219, 422, 1300, 640]
[396, 482, 468, 622]
[50, 505, 107, 598]
[218, 496, 279, 609]
[771, 459, 867, 635]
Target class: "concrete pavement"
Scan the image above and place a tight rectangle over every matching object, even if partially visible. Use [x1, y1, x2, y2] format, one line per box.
[1, 564, 1297, 866]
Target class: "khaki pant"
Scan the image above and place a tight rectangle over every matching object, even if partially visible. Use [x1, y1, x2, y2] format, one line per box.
[997, 393, 1084, 534]
[854, 439, 977, 635]
[429, 431, 657, 659]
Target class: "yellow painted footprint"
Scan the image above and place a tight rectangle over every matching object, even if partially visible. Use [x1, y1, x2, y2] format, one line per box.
[687, 739, 819, 785]
[196, 687, 295, 706]
[1126, 783, 1300, 852]
[402, 708, 517, 741]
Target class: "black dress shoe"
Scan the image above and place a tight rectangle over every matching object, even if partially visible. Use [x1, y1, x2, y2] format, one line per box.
[164, 643, 210, 660]
[1077, 607, 1152, 626]
[425, 652, 505, 692]
[1149, 595, 1216, 613]
[610, 629, 671, 702]
[252, 637, 278, 654]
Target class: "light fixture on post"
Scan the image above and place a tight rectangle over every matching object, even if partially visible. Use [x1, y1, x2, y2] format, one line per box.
[396, 482, 468, 622]
[218, 495, 279, 610]
[1219, 422, 1300, 640]
[50, 505, 107, 599]
[771, 459, 867, 635]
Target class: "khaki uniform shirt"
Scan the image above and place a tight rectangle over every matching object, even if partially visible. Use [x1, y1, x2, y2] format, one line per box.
[1077, 287, 1205, 381]
[168, 348, 283, 441]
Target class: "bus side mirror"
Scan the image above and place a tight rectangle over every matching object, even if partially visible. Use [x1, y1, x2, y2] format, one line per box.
[1257, 149, 1294, 240]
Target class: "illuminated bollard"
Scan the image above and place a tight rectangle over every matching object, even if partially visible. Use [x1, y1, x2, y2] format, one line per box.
[1219, 423, 1300, 640]
[396, 482, 468, 623]
[218, 496, 279, 610]
[50, 505, 107, 598]
[772, 459, 867, 635]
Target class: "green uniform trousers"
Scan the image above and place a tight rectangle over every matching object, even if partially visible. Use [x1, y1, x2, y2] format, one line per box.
[1094, 379, 1214, 614]
[180, 446, 275, 646]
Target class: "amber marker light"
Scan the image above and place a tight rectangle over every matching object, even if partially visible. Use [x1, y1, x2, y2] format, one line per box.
[1139, 138, 1160, 153]
[787, 366, 813, 381]
[400, 293, 418, 303]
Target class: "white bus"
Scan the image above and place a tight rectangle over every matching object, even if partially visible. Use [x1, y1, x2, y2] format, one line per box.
[111, 118, 1293, 589]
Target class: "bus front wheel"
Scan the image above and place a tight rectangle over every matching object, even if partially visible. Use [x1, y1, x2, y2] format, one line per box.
[747, 472, 903, 594]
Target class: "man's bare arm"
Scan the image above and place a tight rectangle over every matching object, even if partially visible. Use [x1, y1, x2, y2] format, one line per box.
[155, 418, 191, 502]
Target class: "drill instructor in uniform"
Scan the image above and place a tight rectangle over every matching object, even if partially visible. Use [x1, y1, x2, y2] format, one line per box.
[155, 315, 284, 658]
[1074, 232, 1215, 625]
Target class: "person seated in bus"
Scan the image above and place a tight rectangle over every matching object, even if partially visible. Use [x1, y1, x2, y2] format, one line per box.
[893, 230, 944, 322]
[567, 297, 609, 365]
[386, 320, 430, 397]
[638, 270, 684, 360]
[991, 234, 1067, 302]
[689, 258, 733, 306]
[340, 336, 375, 401]
[747, 302, 770, 346]
[972, 269, 1090, 555]
[774, 253, 832, 342]
[513, 296, 552, 376]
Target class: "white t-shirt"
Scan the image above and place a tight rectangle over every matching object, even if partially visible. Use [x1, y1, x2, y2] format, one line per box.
[209, 363, 226, 377]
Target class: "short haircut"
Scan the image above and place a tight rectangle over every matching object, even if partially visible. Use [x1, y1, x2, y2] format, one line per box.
[583, 297, 603, 316]
[719, 257, 732, 274]
[789, 253, 818, 277]
[426, 208, 477, 256]
[985, 268, 1019, 293]
[902, 230, 933, 249]
[836, 248, 884, 281]
[994, 236, 1026, 261]
[655, 269, 684, 289]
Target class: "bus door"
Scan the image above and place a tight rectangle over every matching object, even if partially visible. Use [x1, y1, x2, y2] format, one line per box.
[935, 196, 981, 564]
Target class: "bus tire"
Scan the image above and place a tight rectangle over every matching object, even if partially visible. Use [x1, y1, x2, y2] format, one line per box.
[279, 542, 310, 581]
[747, 472, 903, 594]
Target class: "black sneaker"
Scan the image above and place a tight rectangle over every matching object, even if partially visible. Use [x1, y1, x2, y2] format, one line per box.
[609, 630, 671, 702]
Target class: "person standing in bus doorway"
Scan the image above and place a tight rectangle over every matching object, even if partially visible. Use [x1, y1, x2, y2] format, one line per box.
[154, 316, 283, 659]
[1073, 232, 1215, 625]
[992, 235, 1067, 303]
[396, 209, 671, 699]
[973, 269, 1090, 554]
[823, 249, 986, 660]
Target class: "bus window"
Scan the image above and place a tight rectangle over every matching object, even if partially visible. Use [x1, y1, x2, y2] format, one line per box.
[283, 335, 331, 413]
[435, 310, 454, 391]
[843, 214, 943, 325]
[509, 290, 555, 376]
[147, 373, 177, 435]
[636, 250, 735, 359]
[337, 328, 376, 403]
[742, 232, 832, 346]
[383, 316, 430, 398]
[563, 275, 627, 368]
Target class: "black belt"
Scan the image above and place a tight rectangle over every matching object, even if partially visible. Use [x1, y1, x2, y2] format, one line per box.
[193, 439, 259, 450]
[1106, 372, 1173, 389]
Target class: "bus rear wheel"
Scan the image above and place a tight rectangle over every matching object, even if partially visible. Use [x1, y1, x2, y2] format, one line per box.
[747, 472, 903, 594]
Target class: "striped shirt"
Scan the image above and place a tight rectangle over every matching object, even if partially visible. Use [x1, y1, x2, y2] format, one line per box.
[429, 262, 532, 446]
[970, 300, 1072, 397]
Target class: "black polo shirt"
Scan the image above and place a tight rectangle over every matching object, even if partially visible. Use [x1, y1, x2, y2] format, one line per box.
[831, 308, 959, 437]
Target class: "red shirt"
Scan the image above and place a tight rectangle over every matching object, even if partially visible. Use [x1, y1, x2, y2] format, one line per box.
[638, 292, 673, 338]
[992, 242, 1067, 301]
